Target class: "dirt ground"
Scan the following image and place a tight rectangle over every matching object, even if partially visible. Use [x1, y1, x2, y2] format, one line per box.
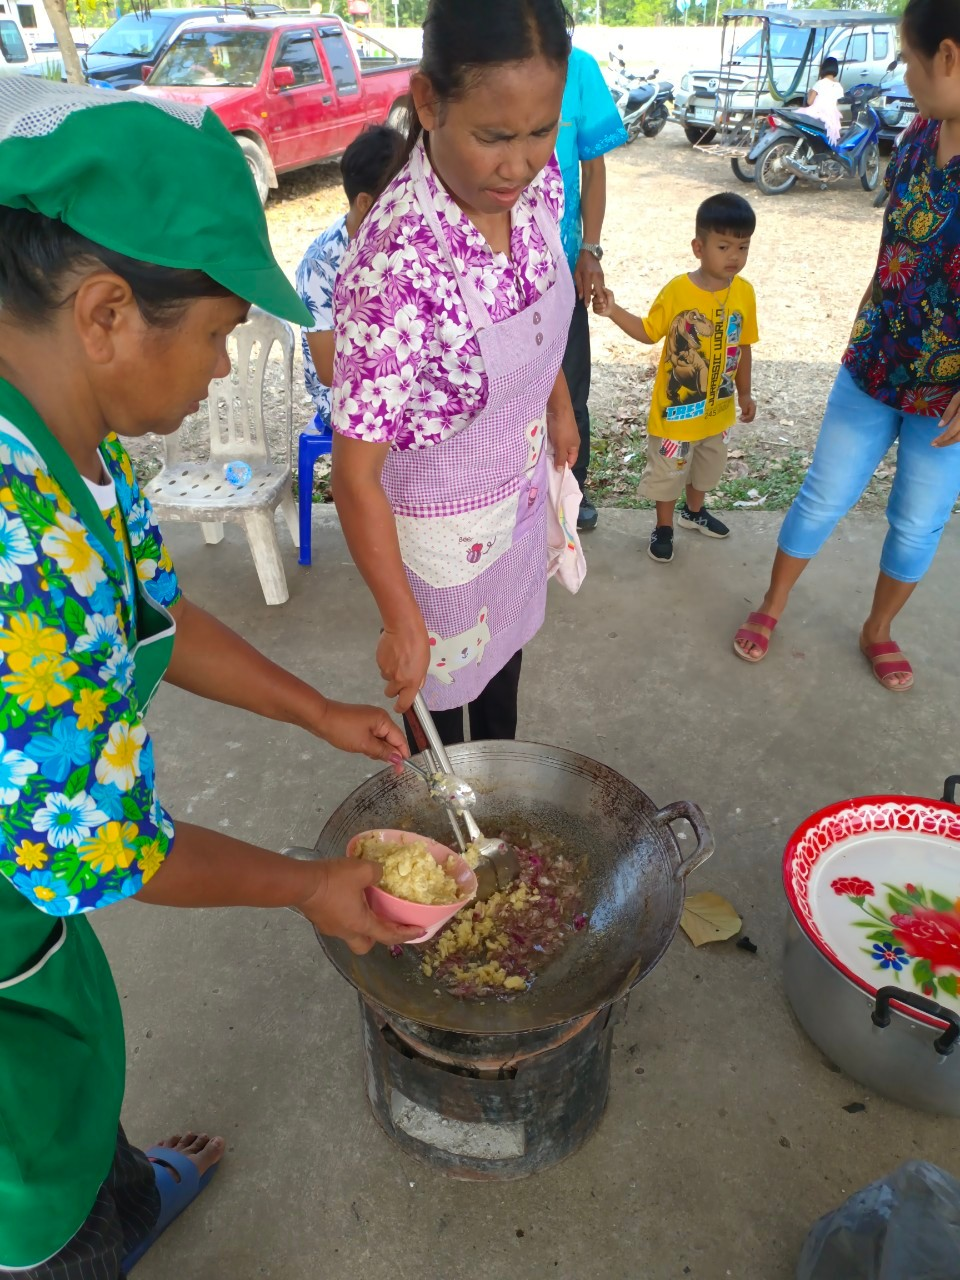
[127, 126, 893, 512]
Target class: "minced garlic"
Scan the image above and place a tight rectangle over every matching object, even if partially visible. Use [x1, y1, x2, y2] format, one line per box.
[356, 836, 460, 905]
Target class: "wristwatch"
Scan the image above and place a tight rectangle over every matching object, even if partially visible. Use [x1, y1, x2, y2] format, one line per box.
[581, 242, 604, 261]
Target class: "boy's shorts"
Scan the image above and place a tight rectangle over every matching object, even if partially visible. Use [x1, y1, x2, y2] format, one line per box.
[642, 431, 728, 502]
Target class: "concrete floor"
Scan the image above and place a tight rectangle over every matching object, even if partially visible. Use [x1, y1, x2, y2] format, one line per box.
[99, 508, 960, 1280]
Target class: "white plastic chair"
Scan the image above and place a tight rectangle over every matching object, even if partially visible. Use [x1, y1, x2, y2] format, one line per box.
[144, 307, 300, 606]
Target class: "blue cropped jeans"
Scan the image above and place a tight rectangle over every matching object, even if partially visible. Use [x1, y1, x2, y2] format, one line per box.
[778, 366, 960, 583]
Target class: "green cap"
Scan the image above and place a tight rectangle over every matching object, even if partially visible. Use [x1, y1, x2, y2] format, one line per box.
[0, 77, 311, 327]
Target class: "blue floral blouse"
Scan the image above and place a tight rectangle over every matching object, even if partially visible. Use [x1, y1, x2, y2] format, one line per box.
[844, 117, 960, 416]
[0, 419, 178, 916]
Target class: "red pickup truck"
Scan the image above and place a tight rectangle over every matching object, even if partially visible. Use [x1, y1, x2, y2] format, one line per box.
[137, 15, 414, 202]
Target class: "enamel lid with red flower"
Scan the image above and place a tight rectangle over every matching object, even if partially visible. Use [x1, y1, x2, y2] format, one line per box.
[783, 796, 960, 1023]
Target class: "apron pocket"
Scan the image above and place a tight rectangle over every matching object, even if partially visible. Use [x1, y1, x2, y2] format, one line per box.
[396, 490, 520, 590]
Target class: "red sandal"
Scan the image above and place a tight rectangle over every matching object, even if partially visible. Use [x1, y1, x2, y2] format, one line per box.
[861, 640, 914, 692]
[733, 611, 778, 664]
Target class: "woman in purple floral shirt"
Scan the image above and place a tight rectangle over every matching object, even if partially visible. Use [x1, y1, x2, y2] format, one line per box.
[735, 0, 960, 692]
[331, 0, 579, 745]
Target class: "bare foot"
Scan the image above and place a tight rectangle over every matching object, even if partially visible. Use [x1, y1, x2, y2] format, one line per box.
[149, 1132, 225, 1181]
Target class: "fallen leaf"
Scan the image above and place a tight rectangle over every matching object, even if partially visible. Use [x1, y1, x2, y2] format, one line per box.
[680, 892, 742, 947]
[727, 449, 745, 459]
[732, 495, 767, 508]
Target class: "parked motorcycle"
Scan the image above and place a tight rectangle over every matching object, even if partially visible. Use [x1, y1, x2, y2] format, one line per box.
[608, 56, 674, 142]
[748, 82, 884, 197]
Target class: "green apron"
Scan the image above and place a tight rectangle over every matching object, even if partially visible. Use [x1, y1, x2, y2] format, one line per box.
[0, 379, 176, 1269]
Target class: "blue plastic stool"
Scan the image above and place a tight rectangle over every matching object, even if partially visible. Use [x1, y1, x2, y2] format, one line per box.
[298, 413, 333, 566]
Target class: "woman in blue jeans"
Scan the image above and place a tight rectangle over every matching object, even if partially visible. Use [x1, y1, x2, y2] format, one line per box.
[735, 0, 960, 692]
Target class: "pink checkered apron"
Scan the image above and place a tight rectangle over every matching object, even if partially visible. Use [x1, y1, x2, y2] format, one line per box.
[381, 147, 575, 712]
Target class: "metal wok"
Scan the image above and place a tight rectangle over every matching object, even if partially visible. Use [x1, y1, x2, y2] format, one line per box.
[307, 742, 713, 1036]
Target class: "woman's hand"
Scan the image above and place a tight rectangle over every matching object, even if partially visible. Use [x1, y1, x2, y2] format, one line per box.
[314, 699, 408, 767]
[546, 370, 581, 471]
[296, 859, 422, 955]
[547, 406, 581, 471]
[377, 618, 431, 713]
[935, 392, 960, 447]
[574, 248, 604, 306]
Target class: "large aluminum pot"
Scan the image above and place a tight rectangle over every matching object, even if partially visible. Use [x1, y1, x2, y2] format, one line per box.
[310, 741, 714, 1036]
[783, 778, 960, 1115]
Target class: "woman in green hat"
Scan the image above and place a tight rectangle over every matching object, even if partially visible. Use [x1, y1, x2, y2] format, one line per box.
[0, 78, 419, 1278]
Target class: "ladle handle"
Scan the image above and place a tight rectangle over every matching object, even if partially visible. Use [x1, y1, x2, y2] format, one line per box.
[406, 695, 468, 852]
[410, 696, 484, 846]
[654, 800, 715, 877]
[410, 693, 456, 775]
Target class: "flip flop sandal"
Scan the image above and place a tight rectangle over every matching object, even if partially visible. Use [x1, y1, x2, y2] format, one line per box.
[733, 612, 778, 664]
[861, 640, 914, 692]
[122, 1146, 219, 1272]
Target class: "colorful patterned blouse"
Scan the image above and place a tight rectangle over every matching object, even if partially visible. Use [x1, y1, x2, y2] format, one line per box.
[0, 420, 178, 916]
[296, 212, 349, 422]
[844, 117, 960, 416]
[331, 138, 565, 451]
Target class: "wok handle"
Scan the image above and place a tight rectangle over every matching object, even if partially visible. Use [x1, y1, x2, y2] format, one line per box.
[872, 986, 960, 1056]
[943, 776, 960, 806]
[653, 800, 715, 877]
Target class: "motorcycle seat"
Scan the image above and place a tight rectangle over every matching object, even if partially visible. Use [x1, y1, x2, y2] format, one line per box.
[626, 83, 656, 108]
[774, 107, 828, 133]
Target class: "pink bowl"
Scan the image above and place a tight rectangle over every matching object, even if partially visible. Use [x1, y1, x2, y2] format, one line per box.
[347, 828, 478, 944]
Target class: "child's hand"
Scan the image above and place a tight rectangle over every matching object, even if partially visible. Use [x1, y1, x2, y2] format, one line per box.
[593, 287, 615, 318]
[739, 394, 757, 424]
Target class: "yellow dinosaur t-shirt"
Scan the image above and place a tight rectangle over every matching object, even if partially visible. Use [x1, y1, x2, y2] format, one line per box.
[644, 274, 759, 442]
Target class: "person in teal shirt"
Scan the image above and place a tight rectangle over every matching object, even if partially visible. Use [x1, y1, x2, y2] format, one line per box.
[557, 47, 627, 531]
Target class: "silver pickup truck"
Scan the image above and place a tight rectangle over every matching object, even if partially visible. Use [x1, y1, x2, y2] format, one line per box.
[673, 14, 899, 145]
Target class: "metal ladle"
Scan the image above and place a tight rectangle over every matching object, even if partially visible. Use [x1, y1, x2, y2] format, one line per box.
[408, 693, 521, 902]
[401, 758, 478, 813]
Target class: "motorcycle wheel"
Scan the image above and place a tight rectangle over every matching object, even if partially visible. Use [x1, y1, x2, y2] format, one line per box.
[755, 140, 802, 196]
[860, 142, 882, 192]
[684, 124, 716, 145]
[642, 111, 667, 138]
[731, 157, 755, 184]
[626, 118, 643, 144]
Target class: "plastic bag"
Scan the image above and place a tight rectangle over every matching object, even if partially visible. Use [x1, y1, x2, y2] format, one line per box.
[797, 1161, 960, 1280]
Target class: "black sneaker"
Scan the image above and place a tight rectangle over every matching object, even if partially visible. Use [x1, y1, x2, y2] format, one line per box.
[577, 494, 599, 532]
[678, 503, 730, 539]
[648, 525, 674, 563]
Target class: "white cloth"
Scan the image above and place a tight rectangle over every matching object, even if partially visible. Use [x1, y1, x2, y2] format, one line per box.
[546, 454, 586, 593]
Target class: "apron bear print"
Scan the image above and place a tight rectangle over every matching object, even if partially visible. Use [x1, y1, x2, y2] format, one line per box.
[428, 607, 490, 684]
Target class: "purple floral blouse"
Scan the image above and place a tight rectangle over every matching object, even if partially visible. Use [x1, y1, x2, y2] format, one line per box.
[331, 138, 565, 451]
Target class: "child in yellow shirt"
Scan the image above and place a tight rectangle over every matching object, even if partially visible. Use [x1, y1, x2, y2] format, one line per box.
[594, 192, 759, 563]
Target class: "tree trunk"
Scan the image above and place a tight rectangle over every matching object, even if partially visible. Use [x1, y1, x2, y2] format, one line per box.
[40, 0, 84, 85]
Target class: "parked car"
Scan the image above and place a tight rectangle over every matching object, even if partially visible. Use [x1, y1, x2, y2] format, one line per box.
[0, 0, 33, 72]
[878, 75, 918, 145]
[137, 14, 414, 202]
[673, 10, 899, 145]
[22, 5, 284, 89]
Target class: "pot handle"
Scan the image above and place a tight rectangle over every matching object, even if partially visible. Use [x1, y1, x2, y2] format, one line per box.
[653, 800, 715, 877]
[871, 986, 960, 1056]
[943, 776, 960, 806]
